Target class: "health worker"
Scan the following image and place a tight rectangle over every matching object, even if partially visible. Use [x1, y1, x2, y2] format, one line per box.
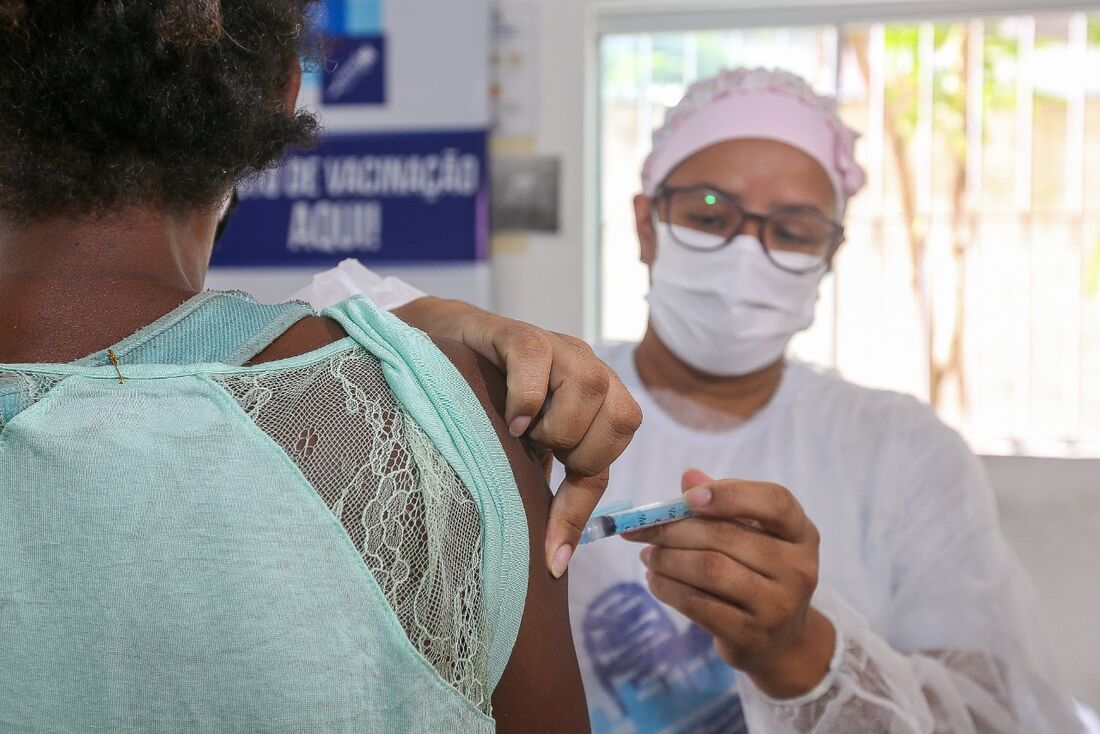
[557, 67, 1086, 734]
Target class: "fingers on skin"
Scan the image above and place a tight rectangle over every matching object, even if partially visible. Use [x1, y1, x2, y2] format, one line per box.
[496, 323, 642, 474]
[528, 363, 609, 453]
[498, 324, 554, 428]
[545, 468, 612, 576]
[550, 469, 611, 535]
[535, 380, 641, 477]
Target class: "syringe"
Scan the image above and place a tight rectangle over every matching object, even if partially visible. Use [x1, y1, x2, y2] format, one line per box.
[578, 498, 696, 544]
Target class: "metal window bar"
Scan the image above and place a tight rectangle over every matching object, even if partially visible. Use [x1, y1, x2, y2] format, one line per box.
[917, 22, 935, 217]
[868, 24, 889, 378]
[1016, 16, 1035, 448]
[1068, 14, 1088, 445]
[594, 1, 1099, 36]
[1015, 17, 1036, 214]
[1067, 14, 1088, 214]
[824, 26, 841, 96]
[637, 34, 654, 168]
[684, 33, 699, 85]
[725, 29, 744, 68]
[966, 21, 985, 214]
[827, 24, 843, 369]
[869, 24, 887, 213]
[966, 21, 985, 432]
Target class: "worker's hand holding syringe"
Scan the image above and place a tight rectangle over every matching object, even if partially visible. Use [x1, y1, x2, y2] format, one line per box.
[608, 468, 837, 701]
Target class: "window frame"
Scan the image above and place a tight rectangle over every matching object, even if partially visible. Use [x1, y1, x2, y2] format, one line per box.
[586, 1, 1100, 457]
[592, 1, 1098, 36]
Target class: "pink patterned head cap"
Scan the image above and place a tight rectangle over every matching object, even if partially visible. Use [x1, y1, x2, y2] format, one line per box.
[641, 68, 867, 215]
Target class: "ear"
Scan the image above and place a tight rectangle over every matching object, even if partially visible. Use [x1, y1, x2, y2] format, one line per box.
[282, 59, 303, 115]
[634, 194, 657, 265]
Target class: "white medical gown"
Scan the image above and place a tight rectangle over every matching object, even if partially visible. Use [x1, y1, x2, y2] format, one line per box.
[568, 343, 1082, 734]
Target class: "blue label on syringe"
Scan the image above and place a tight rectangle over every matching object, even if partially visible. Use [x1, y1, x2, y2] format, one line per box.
[579, 498, 695, 544]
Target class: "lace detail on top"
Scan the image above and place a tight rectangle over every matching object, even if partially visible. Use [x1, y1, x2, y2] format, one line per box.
[0, 372, 64, 429]
[213, 346, 492, 713]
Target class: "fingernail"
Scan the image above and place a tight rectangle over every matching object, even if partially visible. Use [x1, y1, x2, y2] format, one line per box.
[550, 544, 573, 579]
[639, 546, 654, 565]
[685, 486, 713, 508]
[509, 416, 532, 438]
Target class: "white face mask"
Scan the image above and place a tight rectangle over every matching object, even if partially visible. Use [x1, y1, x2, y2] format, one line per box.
[647, 223, 824, 377]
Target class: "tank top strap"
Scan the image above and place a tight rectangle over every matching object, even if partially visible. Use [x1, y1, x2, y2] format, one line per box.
[322, 296, 529, 695]
[73, 290, 314, 368]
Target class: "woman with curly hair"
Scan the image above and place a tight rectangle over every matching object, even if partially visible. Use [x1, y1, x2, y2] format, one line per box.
[0, 2, 622, 730]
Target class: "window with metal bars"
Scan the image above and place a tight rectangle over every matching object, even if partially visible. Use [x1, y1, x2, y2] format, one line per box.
[598, 11, 1100, 456]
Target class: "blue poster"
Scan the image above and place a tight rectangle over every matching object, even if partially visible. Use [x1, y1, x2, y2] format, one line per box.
[212, 130, 489, 267]
[322, 0, 386, 105]
[324, 36, 386, 105]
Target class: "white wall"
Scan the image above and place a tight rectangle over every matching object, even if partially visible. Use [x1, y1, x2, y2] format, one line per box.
[488, 0, 595, 335]
[986, 457, 1100, 709]
[494, 0, 1100, 709]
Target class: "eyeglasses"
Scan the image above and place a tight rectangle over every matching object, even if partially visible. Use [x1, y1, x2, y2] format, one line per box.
[656, 186, 845, 274]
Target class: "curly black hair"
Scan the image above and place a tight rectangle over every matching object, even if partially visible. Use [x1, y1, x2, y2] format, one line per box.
[0, 0, 320, 221]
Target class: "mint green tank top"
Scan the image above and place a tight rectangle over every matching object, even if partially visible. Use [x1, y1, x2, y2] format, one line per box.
[0, 292, 529, 732]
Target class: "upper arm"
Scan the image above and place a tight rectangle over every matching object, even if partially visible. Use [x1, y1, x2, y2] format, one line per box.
[879, 411, 1028, 655]
[433, 336, 590, 734]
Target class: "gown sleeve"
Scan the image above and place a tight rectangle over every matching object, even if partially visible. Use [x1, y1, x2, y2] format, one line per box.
[738, 411, 1084, 733]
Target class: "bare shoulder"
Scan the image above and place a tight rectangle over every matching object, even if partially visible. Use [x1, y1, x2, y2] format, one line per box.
[429, 337, 553, 518]
[248, 316, 348, 365]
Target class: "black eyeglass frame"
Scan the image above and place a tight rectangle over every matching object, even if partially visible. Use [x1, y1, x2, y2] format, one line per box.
[655, 185, 846, 274]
